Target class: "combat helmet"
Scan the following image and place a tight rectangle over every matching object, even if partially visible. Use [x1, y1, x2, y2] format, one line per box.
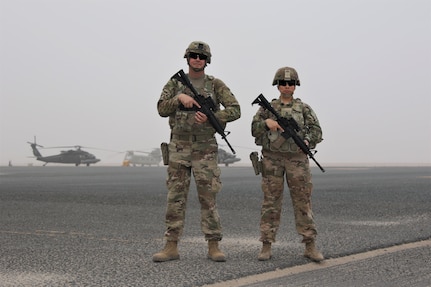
[272, 67, 300, 86]
[184, 41, 212, 64]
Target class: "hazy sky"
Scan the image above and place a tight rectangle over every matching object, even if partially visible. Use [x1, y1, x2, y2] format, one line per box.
[1, 0, 430, 166]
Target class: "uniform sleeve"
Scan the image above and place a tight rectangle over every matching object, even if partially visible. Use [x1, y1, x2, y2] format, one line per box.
[303, 103, 323, 148]
[213, 78, 241, 123]
[251, 106, 269, 138]
[157, 79, 181, 118]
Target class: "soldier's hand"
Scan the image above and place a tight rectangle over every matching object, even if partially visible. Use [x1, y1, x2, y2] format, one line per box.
[265, 119, 284, 132]
[195, 111, 207, 124]
[178, 94, 201, 109]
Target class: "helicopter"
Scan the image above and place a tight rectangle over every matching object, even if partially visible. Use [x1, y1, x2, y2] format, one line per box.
[122, 149, 162, 167]
[218, 148, 241, 166]
[27, 137, 101, 166]
[121, 147, 239, 167]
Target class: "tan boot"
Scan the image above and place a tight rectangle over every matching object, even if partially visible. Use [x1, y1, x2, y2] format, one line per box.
[304, 241, 324, 262]
[258, 242, 272, 261]
[208, 240, 226, 262]
[152, 241, 179, 262]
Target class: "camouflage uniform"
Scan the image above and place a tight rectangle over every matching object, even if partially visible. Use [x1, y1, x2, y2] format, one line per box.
[251, 97, 322, 243]
[157, 73, 240, 242]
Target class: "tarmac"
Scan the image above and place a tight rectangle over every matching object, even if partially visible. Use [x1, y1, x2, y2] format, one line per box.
[203, 240, 431, 287]
[0, 165, 430, 286]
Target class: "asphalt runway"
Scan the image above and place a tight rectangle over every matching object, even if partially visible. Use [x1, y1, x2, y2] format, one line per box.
[0, 165, 430, 286]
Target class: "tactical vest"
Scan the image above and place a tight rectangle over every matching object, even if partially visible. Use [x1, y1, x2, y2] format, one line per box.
[262, 99, 306, 153]
[170, 75, 220, 135]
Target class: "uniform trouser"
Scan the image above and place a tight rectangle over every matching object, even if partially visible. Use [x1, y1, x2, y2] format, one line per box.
[163, 137, 223, 242]
[259, 149, 317, 243]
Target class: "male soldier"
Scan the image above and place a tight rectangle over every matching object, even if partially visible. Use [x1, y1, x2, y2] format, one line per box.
[153, 41, 241, 262]
[251, 67, 324, 262]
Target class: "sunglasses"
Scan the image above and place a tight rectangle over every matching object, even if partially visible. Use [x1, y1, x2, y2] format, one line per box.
[188, 52, 208, 60]
[278, 80, 296, 86]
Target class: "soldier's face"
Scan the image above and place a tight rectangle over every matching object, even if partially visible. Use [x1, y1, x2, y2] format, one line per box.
[278, 83, 296, 96]
[188, 54, 207, 72]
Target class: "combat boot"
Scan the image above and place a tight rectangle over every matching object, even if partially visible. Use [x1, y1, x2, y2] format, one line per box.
[152, 241, 179, 262]
[304, 241, 324, 262]
[208, 240, 226, 262]
[258, 242, 272, 261]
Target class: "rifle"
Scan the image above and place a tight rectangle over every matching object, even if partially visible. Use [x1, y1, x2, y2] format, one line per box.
[171, 69, 236, 154]
[252, 94, 325, 172]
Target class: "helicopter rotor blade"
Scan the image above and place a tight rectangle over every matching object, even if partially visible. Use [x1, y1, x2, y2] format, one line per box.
[43, 146, 77, 149]
[27, 141, 44, 148]
[27, 135, 44, 147]
[85, 147, 119, 152]
[41, 145, 113, 151]
[27, 136, 44, 148]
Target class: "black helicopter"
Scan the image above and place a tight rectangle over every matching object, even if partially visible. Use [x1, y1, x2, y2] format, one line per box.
[218, 148, 241, 166]
[27, 138, 101, 166]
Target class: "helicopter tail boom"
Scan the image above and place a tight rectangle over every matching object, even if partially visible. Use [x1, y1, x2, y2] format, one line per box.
[29, 144, 42, 158]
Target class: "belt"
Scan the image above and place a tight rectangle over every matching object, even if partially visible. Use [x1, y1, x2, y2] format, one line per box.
[171, 134, 213, 142]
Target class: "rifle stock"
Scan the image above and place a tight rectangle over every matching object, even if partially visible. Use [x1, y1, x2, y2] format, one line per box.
[252, 94, 325, 172]
[171, 69, 236, 154]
